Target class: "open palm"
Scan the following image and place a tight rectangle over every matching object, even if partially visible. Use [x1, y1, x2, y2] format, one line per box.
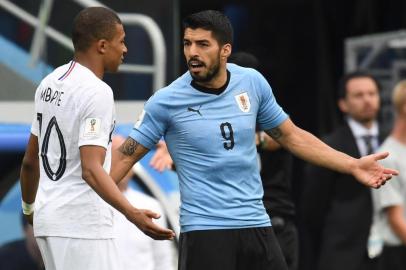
[352, 152, 398, 188]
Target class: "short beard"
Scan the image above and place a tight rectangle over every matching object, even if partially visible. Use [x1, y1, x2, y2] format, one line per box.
[190, 56, 221, 83]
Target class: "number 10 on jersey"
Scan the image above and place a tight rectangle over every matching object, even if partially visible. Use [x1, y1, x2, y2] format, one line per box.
[37, 113, 67, 181]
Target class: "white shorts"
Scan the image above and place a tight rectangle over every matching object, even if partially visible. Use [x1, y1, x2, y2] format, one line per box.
[36, 237, 122, 270]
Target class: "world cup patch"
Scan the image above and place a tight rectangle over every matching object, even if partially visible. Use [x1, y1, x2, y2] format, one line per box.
[234, 92, 251, 113]
[134, 110, 146, 129]
[84, 117, 101, 137]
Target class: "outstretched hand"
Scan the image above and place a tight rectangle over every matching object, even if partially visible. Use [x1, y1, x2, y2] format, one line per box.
[352, 152, 399, 189]
[126, 208, 175, 240]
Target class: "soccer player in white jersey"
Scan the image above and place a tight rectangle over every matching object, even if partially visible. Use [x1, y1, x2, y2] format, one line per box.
[110, 10, 397, 270]
[20, 7, 174, 270]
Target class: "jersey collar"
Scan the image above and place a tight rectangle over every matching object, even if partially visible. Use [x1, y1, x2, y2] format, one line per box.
[190, 70, 230, 95]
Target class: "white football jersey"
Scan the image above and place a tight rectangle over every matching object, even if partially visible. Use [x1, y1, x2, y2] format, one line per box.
[31, 61, 116, 239]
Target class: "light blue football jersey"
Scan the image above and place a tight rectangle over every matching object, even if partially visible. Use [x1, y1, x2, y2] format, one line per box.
[130, 63, 288, 232]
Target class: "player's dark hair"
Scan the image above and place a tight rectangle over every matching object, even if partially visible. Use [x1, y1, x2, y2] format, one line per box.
[338, 71, 381, 99]
[72, 7, 122, 52]
[182, 10, 233, 46]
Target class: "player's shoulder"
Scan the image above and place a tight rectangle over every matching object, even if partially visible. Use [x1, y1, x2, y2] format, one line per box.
[74, 65, 113, 100]
[166, 70, 192, 92]
[41, 61, 111, 93]
[34, 63, 70, 96]
[87, 79, 113, 96]
[75, 64, 111, 90]
[143, 87, 172, 110]
[227, 63, 261, 78]
[228, 63, 270, 96]
[39, 62, 72, 85]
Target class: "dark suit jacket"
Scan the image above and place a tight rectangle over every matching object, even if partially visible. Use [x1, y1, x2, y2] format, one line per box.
[300, 123, 386, 270]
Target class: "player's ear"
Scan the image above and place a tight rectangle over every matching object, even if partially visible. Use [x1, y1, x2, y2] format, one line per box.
[338, 98, 348, 114]
[97, 39, 108, 54]
[221, 44, 232, 60]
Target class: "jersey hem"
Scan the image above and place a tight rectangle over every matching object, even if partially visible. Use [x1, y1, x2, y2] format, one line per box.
[180, 221, 271, 233]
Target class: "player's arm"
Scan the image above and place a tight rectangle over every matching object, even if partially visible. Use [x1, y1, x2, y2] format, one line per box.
[265, 118, 398, 188]
[386, 205, 406, 244]
[110, 136, 150, 182]
[80, 145, 174, 240]
[20, 134, 40, 224]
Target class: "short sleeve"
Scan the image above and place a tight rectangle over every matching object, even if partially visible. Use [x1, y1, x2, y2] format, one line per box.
[30, 85, 41, 136]
[78, 88, 114, 149]
[254, 71, 288, 130]
[30, 114, 39, 137]
[129, 92, 170, 149]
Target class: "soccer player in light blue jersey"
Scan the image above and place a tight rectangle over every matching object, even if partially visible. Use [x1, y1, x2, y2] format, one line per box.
[111, 10, 398, 270]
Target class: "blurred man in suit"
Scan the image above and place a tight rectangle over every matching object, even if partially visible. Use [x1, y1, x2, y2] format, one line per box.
[301, 71, 385, 270]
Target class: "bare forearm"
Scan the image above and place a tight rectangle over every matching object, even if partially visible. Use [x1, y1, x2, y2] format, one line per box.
[81, 144, 136, 216]
[80, 144, 174, 240]
[267, 121, 356, 174]
[82, 165, 134, 216]
[20, 134, 40, 204]
[111, 149, 138, 184]
[111, 137, 149, 183]
[289, 129, 355, 174]
[387, 206, 406, 244]
[266, 119, 396, 189]
[392, 221, 406, 244]
[20, 161, 39, 203]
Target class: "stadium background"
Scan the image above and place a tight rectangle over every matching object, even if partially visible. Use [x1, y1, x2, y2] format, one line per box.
[1, 0, 406, 269]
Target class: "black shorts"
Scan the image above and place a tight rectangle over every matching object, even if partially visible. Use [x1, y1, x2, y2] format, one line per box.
[379, 245, 406, 270]
[178, 226, 288, 270]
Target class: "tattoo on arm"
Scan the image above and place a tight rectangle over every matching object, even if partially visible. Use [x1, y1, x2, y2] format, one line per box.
[119, 137, 139, 156]
[267, 127, 283, 140]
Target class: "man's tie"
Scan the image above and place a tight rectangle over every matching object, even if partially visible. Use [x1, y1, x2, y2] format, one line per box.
[362, 135, 374, 155]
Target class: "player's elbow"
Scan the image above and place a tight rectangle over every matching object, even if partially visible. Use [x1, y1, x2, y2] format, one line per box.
[81, 164, 96, 183]
[81, 162, 107, 189]
[21, 155, 38, 173]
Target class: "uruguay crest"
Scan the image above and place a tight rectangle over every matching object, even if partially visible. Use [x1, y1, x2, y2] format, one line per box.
[234, 92, 251, 113]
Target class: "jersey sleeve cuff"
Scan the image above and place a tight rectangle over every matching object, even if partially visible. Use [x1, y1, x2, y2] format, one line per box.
[129, 129, 157, 150]
[259, 111, 289, 131]
[78, 139, 108, 149]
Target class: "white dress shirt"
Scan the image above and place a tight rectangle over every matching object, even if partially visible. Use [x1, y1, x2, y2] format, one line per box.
[346, 117, 379, 156]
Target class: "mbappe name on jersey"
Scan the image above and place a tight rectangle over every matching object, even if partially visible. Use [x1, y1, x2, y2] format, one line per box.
[40, 87, 64, 106]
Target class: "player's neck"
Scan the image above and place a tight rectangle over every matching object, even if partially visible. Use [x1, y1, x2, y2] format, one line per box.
[361, 120, 374, 130]
[351, 117, 375, 130]
[73, 53, 104, 79]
